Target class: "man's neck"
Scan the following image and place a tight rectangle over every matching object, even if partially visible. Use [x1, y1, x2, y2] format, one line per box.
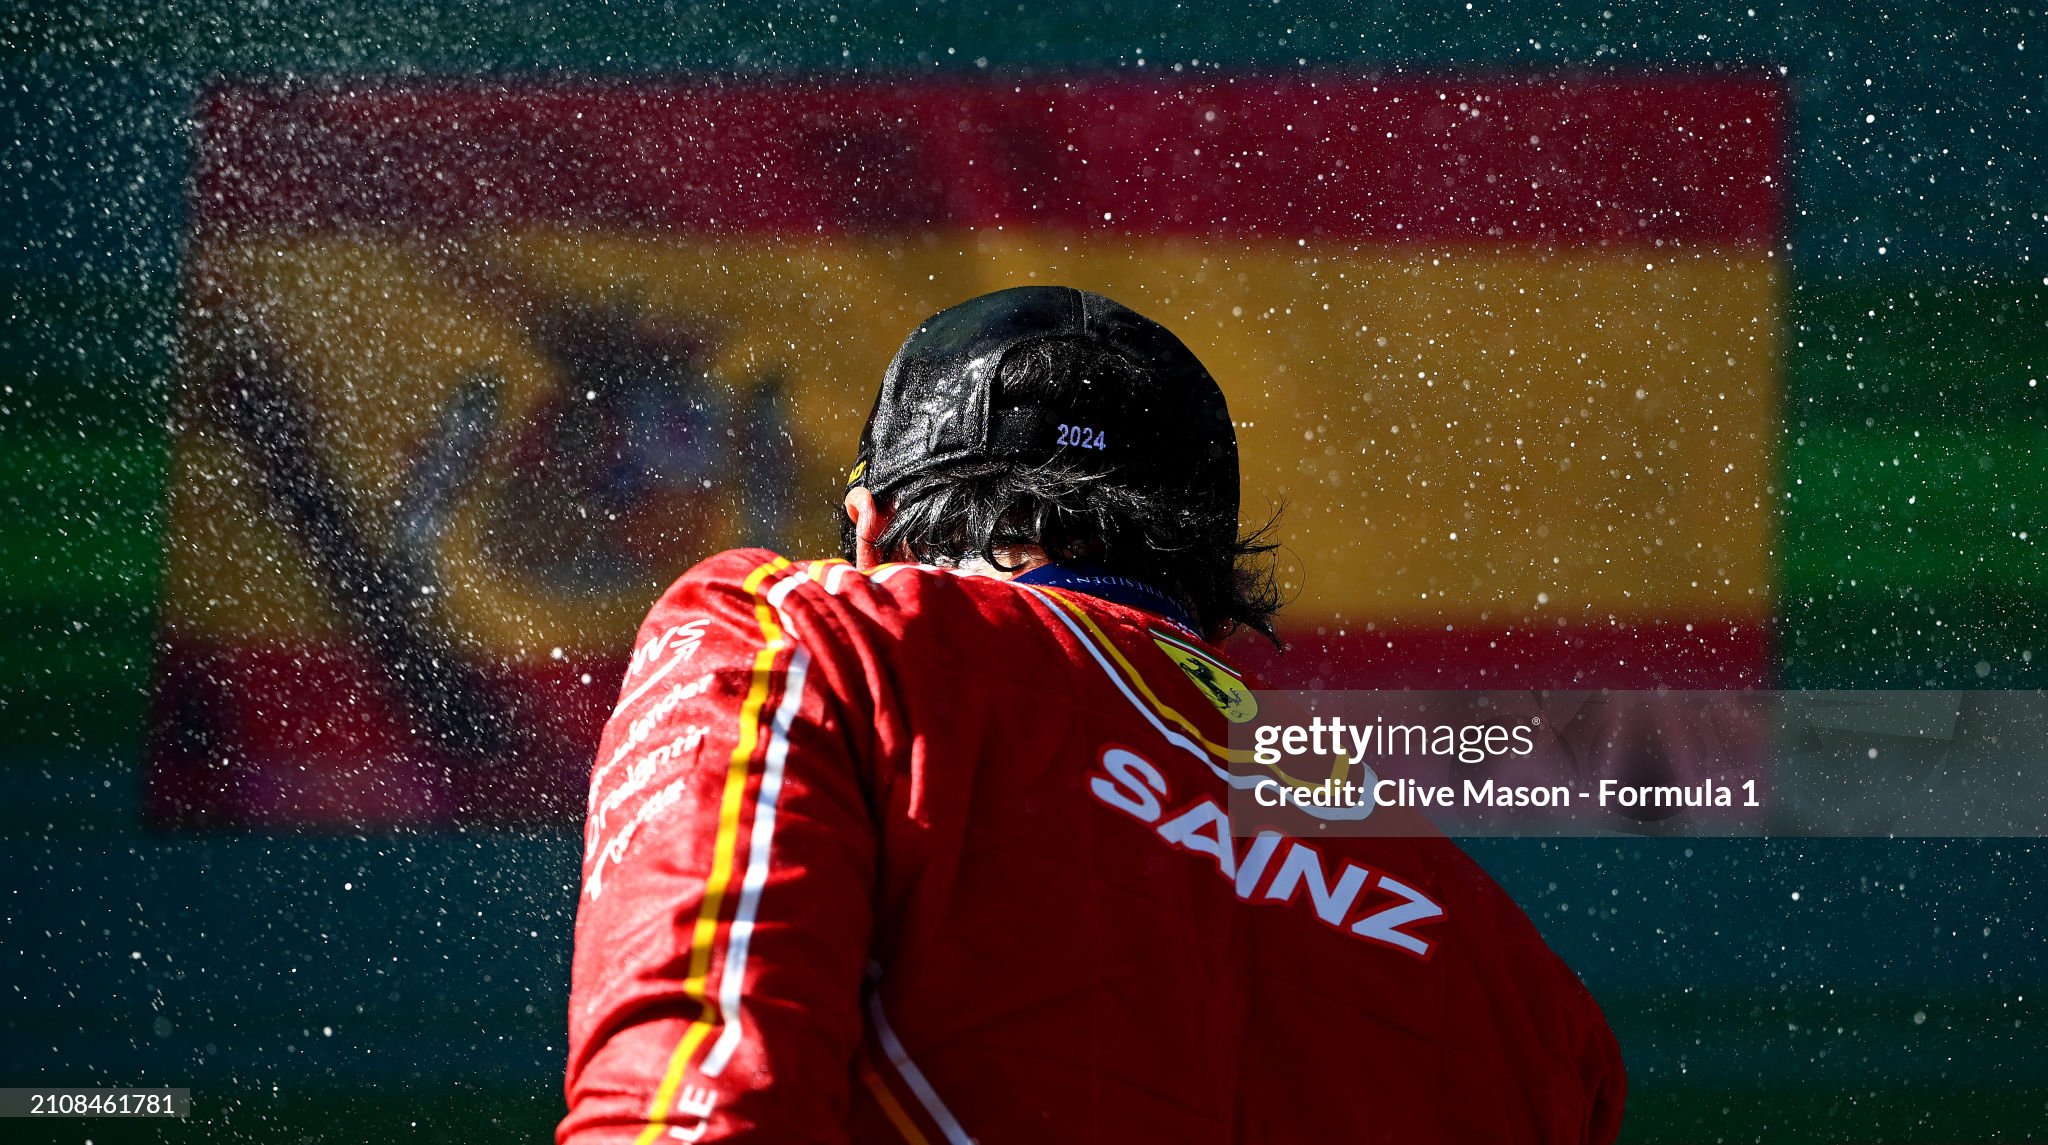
[952, 546, 1052, 580]
[1005, 560, 1204, 637]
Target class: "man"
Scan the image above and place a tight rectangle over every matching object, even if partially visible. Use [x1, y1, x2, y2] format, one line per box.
[562, 286, 1624, 1143]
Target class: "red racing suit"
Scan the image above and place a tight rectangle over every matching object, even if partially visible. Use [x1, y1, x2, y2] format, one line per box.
[563, 549, 1625, 1143]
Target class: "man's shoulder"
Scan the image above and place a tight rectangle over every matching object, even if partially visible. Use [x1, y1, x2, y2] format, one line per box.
[660, 548, 820, 598]
[662, 548, 804, 594]
[659, 548, 1038, 627]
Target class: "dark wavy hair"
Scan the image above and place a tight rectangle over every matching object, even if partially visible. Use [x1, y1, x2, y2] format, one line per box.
[842, 461, 1282, 644]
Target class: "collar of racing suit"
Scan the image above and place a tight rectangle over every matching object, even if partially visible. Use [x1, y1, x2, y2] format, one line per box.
[1011, 563, 1200, 637]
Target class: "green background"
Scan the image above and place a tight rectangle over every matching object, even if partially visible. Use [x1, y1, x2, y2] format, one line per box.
[3, 2, 2043, 1141]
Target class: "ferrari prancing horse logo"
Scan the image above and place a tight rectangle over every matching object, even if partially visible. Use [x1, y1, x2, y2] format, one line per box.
[1152, 631, 1259, 724]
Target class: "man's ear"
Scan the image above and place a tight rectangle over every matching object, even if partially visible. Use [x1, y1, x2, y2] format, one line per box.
[843, 486, 890, 569]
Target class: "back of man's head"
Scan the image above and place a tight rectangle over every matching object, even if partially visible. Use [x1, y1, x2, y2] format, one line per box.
[845, 286, 1279, 642]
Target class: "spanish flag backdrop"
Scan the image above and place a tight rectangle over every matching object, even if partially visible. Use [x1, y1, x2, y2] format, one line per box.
[148, 77, 1784, 826]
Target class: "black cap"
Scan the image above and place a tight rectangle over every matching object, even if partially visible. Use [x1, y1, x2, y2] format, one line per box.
[850, 286, 1239, 535]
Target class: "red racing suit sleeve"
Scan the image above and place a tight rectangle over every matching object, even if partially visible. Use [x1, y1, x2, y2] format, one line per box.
[561, 551, 877, 1144]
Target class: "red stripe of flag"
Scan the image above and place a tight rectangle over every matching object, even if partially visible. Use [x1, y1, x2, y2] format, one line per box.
[195, 77, 1783, 244]
[1235, 621, 1771, 690]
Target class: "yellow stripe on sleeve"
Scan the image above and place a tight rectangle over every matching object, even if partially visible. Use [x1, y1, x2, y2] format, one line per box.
[859, 1058, 935, 1145]
[636, 556, 793, 1144]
